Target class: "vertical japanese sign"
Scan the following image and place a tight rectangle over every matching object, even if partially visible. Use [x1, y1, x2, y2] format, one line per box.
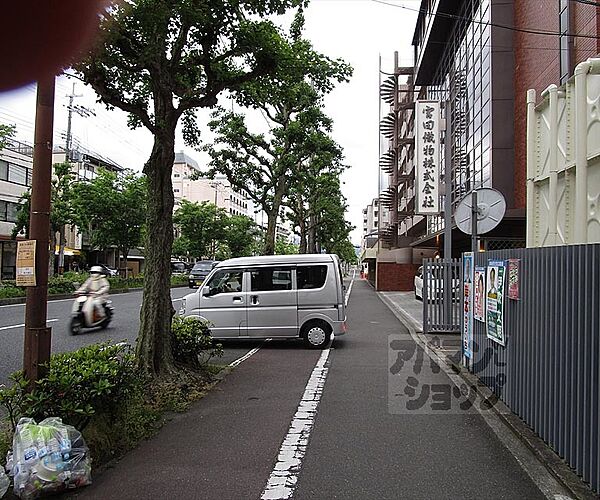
[486, 260, 506, 346]
[474, 266, 485, 322]
[415, 100, 441, 214]
[462, 252, 474, 358]
[16, 240, 36, 287]
[507, 259, 520, 300]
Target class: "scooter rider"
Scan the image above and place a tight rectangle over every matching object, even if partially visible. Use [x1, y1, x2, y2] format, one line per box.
[75, 265, 110, 321]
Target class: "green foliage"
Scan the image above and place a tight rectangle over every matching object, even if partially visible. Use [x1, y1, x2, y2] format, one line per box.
[70, 170, 146, 265]
[275, 239, 299, 255]
[0, 123, 16, 149]
[205, 15, 352, 255]
[173, 200, 227, 259]
[171, 316, 222, 368]
[0, 343, 140, 431]
[225, 215, 261, 258]
[0, 281, 23, 299]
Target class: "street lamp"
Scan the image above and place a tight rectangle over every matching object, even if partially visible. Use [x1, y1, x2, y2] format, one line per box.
[209, 181, 225, 259]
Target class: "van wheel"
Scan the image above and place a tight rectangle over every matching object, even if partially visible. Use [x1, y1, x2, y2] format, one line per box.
[301, 321, 331, 349]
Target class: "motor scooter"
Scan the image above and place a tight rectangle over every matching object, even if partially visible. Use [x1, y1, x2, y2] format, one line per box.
[70, 292, 113, 335]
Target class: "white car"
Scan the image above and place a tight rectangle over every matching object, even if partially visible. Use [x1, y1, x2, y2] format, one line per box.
[414, 265, 459, 301]
[414, 266, 424, 300]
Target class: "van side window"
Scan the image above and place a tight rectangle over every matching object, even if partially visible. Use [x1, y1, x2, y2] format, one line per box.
[250, 267, 292, 291]
[297, 265, 327, 289]
[207, 270, 243, 294]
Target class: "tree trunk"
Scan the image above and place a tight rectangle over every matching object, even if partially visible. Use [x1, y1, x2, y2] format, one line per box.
[58, 226, 66, 274]
[264, 209, 277, 255]
[298, 216, 307, 254]
[136, 131, 177, 377]
[307, 214, 317, 254]
[264, 175, 287, 255]
[48, 227, 56, 277]
[122, 248, 129, 278]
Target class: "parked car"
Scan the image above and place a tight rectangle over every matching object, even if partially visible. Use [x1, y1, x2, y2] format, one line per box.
[96, 263, 118, 277]
[171, 260, 188, 275]
[414, 266, 424, 300]
[188, 260, 215, 288]
[414, 265, 459, 301]
[178, 254, 347, 348]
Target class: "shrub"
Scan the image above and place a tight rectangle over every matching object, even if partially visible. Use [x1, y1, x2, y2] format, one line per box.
[170, 275, 188, 286]
[171, 316, 222, 368]
[0, 282, 24, 299]
[47, 275, 79, 295]
[0, 343, 141, 431]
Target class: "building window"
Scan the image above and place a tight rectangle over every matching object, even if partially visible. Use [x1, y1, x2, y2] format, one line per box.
[174, 173, 180, 178]
[0, 200, 20, 222]
[559, 0, 573, 85]
[174, 188, 180, 193]
[0, 160, 8, 181]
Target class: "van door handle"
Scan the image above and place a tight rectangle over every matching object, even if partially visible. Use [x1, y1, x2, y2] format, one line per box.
[251, 295, 259, 305]
[232, 296, 243, 303]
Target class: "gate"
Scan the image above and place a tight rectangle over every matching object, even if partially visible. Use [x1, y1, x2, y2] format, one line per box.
[422, 258, 461, 333]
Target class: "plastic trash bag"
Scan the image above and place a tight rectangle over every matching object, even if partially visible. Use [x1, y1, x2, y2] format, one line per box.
[9, 417, 91, 499]
[0, 465, 9, 498]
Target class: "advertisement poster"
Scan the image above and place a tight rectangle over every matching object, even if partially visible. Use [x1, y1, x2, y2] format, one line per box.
[474, 267, 485, 322]
[16, 240, 36, 287]
[486, 260, 506, 346]
[462, 252, 474, 358]
[508, 259, 520, 300]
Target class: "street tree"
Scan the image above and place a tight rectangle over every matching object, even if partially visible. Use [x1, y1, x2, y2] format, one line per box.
[12, 162, 76, 275]
[205, 12, 351, 254]
[225, 215, 261, 258]
[173, 200, 227, 260]
[76, 0, 307, 376]
[70, 169, 146, 274]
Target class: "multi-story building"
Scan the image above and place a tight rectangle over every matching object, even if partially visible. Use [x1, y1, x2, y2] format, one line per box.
[0, 139, 33, 280]
[172, 151, 250, 217]
[374, 0, 549, 290]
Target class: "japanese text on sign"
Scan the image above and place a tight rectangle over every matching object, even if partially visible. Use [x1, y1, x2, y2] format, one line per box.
[415, 101, 440, 214]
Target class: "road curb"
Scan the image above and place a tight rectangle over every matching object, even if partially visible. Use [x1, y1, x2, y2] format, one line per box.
[0, 285, 189, 306]
[378, 292, 596, 500]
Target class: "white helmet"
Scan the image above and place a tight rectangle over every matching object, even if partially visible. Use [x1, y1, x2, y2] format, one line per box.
[90, 265, 104, 275]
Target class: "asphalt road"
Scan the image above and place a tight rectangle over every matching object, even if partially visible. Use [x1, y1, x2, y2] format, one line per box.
[72, 279, 546, 500]
[0, 287, 255, 386]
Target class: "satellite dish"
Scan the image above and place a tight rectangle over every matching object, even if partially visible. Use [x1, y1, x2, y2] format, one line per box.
[455, 188, 506, 235]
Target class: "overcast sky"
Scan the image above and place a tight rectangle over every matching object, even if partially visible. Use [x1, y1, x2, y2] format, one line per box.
[0, 0, 418, 245]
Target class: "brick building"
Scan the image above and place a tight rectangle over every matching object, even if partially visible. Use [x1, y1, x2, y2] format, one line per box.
[370, 0, 600, 291]
[514, 0, 600, 208]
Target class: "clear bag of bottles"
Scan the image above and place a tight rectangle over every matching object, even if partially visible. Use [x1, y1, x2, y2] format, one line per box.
[9, 417, 91, 499]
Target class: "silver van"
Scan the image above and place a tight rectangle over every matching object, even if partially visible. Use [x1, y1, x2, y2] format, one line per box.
[178, 254, 347, 348]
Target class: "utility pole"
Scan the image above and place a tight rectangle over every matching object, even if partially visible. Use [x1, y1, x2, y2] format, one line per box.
[24, 76, 55, 387]
[443, 100, 453, 328]
[58, 83, 94, 274]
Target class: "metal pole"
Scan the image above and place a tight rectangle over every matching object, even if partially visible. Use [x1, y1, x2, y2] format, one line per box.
[443, 101, 452, 327]
[24, 76, 55, 387]
[471, 190, 478, 254]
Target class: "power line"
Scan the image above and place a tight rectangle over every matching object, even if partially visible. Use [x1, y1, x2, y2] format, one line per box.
[371, 0, 600, 40]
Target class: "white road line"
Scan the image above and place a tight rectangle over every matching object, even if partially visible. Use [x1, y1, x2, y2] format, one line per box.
[0, 319, 59, 331]
[228, 347, 261, 368]
[261, 348, 331, 500]
[344, 279, 354, 306]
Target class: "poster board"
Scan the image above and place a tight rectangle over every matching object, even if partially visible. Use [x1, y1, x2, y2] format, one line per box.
[486, 260, 505, 346]
[16, 240, 36, 287]
[508, 259, 520, 300]
[474, 267, 485, 322]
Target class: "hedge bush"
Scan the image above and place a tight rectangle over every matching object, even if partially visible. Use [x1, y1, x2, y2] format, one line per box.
[171, 316, 222, 368]
[0, 343, 141, 432]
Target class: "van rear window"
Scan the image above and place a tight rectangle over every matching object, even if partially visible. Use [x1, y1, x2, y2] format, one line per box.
[297, 266, 327, 289]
